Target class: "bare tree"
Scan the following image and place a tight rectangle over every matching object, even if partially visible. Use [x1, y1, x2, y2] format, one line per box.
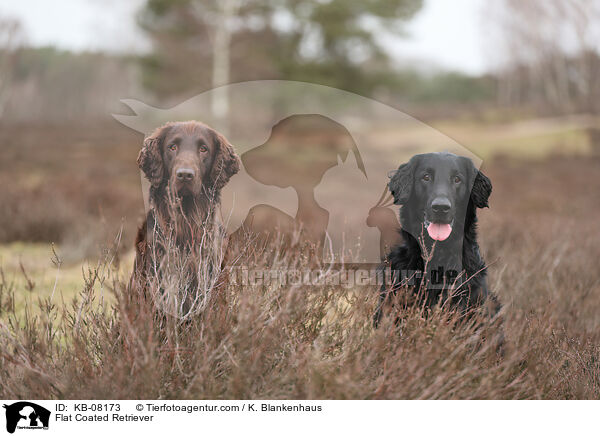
[193, 0, 239, 129]
[0, 18, 23, 120]
[491, 0, 600, 114]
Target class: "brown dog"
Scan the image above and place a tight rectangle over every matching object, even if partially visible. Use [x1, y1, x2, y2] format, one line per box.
[130, 121, 240, 320]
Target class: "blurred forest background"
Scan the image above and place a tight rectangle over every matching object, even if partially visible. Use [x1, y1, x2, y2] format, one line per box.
[2, 0, 600, 122]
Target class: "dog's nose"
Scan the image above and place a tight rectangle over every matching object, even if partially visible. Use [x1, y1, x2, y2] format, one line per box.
[431, 198, 451, 213]
[176, 168, 195, 181]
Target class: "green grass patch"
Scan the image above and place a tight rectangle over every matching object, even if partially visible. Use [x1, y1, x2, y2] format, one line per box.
[0, 242, 133, 316]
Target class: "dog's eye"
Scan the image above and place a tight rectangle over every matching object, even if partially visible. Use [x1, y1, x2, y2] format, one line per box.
[168, 143, 177, 152]
[198, 144, 208, 153]
[422, 174, 431, 182]
[454, 176, 462, 184]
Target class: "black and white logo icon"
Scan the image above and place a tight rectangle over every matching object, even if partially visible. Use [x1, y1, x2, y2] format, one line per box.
[3, 402, 50, 434]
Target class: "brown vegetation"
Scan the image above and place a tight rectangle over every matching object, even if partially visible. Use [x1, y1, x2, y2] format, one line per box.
[0, 141, 599, 399]
[0, 123, 143, 259]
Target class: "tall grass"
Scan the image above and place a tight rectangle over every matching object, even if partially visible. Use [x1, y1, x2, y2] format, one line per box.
[0, 223, 598, 399]
[1, 150, 599, 399]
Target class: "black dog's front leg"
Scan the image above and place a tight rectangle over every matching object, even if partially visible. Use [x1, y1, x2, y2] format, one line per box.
[373, 243, 422, 328]
[373, 263, 391, 328]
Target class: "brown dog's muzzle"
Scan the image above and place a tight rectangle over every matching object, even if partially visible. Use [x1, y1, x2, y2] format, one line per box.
[172, 154, 203, 196]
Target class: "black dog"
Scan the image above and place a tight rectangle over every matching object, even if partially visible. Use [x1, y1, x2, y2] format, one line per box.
[374, 152, 501, 326]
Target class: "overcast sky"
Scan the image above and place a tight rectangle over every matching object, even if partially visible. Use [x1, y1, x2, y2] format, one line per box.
[0, 0, 489, 74]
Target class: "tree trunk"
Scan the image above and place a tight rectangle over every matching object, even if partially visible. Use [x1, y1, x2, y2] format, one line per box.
[211, 0, 236, 134]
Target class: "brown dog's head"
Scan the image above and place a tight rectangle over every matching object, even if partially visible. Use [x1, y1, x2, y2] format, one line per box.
[137, 121, 240, 199]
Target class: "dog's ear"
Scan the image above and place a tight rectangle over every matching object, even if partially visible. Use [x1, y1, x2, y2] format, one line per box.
[465, 158, 492, 208]
[388, 157, 416, 205]
[137, 125, 169, 188]
[208, 129, 241, 195]
[471, 170, 492, 208]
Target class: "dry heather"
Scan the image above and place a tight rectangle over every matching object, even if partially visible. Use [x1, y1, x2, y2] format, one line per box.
[0, 154, 599, 399]
[0, 123, 143, 260]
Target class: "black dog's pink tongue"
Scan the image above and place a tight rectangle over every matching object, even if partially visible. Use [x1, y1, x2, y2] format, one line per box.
[427, 223, 452, 241]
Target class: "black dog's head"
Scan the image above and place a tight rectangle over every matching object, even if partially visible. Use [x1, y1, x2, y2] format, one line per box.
[138, 121, 240, 198]
[388, 152, 491, 242]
